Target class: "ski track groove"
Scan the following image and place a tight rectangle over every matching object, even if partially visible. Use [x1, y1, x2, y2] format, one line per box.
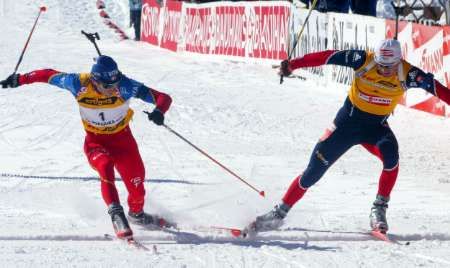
[3, 230, 445, 244]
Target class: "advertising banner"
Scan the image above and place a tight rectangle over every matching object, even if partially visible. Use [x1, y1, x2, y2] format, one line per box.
[141, 0, 162, 46]
[443, 26, 450, 116]
[212, 5, 246, 57]
[443, 26, 450, 89]
[249, 4, 290, 59]
[138, 1, 448, 117]
[290, 10, 328, 79]
[389, 21, 447, 116]
[180, 2, 291, 60]
[160, 1, 183, 51]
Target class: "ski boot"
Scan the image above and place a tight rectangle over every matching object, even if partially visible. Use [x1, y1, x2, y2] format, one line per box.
[369, 195, 389, 233]
[245, 203, 291, 236]
[128, 211, 177, 230]
[108, 203, 133, 239]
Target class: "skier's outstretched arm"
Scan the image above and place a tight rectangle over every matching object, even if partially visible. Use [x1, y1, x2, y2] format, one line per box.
[280, 50, 367, 76]
[1, 69, 82, 95]
[404, 67, 450, 105]
[434, 80, 450, 105]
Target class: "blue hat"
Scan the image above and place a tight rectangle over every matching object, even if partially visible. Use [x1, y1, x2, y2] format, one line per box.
[91, 55, 122, 84]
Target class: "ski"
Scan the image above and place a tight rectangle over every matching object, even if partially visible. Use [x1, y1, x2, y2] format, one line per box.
[203, 225, 411, 245]
[209, 226, 247, 238]
[126, 237, 151, 251]
[370, 230, 392, 243]
[174, 224, 251, 239]
[104, 234, 152, 251]
[370, 230, 410, 246]
[203, 223, 261, 239]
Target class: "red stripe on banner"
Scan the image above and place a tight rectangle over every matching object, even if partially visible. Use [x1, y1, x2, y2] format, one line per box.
[444, 26, 450, 90]
[411, 24, 442, 49]
[409, 96, 446, 116]
[385, 19, 409, 39]
[443, 26, 450, 56]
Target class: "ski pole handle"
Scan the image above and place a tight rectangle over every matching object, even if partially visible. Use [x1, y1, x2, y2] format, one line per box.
[280, 0, 318, 84]
[81, 30, 102, 56]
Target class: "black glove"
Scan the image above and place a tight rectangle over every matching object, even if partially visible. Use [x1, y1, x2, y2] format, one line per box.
[279, 59, 292, 77]
[0, 73, 20, 88]
[146, 109, 165, 126]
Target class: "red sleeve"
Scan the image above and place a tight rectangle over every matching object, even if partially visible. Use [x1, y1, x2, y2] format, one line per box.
[18, 69, 61, 85]
[289, 50, 337, 70]
[435, 80, 450, 105]
[150, 88, 172, 114]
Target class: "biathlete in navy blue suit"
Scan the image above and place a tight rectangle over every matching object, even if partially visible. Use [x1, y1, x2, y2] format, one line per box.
[250, 39, 450, 234]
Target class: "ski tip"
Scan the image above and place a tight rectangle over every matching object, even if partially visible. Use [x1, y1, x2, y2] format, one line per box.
[40, 6, 47, 12]
[230, 229, 242, 237]
[370, 230, 392, 243]
[259, 191, 265, 197]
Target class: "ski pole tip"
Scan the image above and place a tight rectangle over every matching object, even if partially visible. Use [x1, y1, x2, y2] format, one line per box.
[259, 191, 265, 197]
[40, 6, 47, 12]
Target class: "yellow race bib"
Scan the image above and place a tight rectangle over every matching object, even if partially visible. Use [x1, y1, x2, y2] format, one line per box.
[348, 52, 411, 115]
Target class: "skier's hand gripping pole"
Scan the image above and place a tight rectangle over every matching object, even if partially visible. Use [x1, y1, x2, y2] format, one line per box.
[81, 30, 102, 56]
[12, 6, 46, 75]
[144, 110, 265, 198]
[0, 74, 20, 89]
[145, 109, 165, 126]
[280, 0, 318, 84]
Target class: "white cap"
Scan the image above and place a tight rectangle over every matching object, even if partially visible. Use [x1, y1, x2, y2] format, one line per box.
[374, 39, 402, 66]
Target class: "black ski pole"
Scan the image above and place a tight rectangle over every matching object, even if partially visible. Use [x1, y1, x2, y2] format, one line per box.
[391, 0, 402, 40]
[81, 30, 102, 56]
[280, 0, 318, 84]
[13, 6, 47, 74]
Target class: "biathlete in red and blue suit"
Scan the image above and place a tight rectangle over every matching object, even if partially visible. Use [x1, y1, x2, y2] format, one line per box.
[250, 39, 450, 234]
[1, 55, 174, 239]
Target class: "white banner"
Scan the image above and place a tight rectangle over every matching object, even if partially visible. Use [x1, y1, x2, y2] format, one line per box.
[290, 9, 328, 81]
[327, 12, 386, 87]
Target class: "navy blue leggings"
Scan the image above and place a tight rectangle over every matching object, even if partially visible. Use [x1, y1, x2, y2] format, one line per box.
[299, 98, 399, 188]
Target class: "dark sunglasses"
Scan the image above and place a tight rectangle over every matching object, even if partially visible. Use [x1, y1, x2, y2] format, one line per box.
[92, 77, 120, 89]
[377, 63, 397, 69]
[100, 81, 119, 89]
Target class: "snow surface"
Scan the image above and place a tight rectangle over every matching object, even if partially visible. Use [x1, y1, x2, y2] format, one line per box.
[0, 0, 449, 267]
